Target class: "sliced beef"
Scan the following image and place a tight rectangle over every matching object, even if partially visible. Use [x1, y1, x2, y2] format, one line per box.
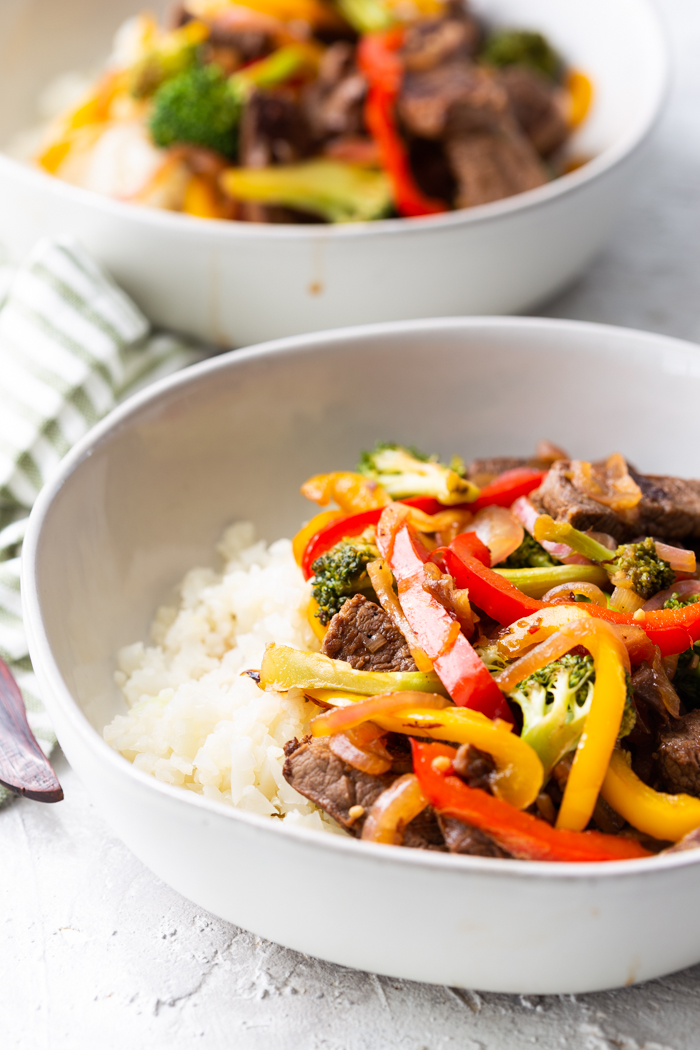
[283, 736, 445, 848]
[438, 816, 511, 857]
[498, 65, 569, 157]
[532, 459, 700, 543]
[656, 710, 700, 797]
[408, 137, 457, 204]
[284, 735, 394, 830]
[452, 743, 497, 790]
[399, 63, 510, 141]
[631, 470, 700, 542]
[401, 9, 480, 73]
[445, 127, 546, 209]
[239, 89, 311, 168]
[530, 459, 632, 540]
[302, 42, 366, 143]
[321, 593, 417, 672]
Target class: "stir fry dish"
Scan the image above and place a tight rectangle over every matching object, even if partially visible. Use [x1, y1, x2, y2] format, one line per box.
[35, 1, 591, 223]
[267, 443, 700, 861]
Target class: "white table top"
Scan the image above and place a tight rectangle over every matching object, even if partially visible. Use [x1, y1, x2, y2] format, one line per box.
[4, 1, 700, 1045]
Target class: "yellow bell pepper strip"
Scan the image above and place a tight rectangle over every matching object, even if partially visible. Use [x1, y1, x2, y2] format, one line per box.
[259, 643, 448, 696]
[301, 471, 391, 513]
[601, 749, 700, 842]
[293, 510, 346, 567]
[496, 617, 630, 832]
[566, 69, 594, 128]
[494, 604, 591, 659]
[312, 694, 542, 809]
[378, 508, 513, 721]
[412, 741, 650, 862]
[306, 597, 328, 642]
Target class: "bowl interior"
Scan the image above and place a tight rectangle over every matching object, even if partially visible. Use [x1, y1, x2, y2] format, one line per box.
[0, 0, 665, 170]
[28, 319, 700, 739]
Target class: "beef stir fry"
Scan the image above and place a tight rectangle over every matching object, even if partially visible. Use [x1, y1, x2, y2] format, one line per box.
[36, 1, 591, 223]
[255, 443, 700, 861]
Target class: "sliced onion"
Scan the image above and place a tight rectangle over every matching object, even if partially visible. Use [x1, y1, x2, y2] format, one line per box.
[311, 691, 450, 737]
[611, 625, 656, 666]
[609, 586, 646, 615]
[643, 578, 700, 611]
[366, 558, 434, 672]
[495, 617, 630, 694]
[421, 562, 475, 636]
[588, 531, 618, 551]
[511, 497, 573, 559]
[654, 542, 697, 574]
[329, 726, 392, 775]
[541, 581, 608, 606]
[361, 774, 428, 845]
[472, 505, 524, 565]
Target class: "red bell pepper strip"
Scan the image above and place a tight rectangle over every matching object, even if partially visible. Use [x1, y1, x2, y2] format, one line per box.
[411, 740, 650, 862]
[301, 496, 441, 579]
[582, 602, 700, 659]
[445, 532, 547, 622]
[445, 533, 700, 657]
[357, 30, 447, 219]
[470, 468, 547, 510]
[378, 514, 513, 721]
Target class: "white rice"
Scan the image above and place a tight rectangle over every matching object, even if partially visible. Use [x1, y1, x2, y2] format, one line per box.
[104, 522, 345, 834]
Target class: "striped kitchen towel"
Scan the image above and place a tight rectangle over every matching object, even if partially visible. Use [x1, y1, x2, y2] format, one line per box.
[0, 237, 205, 804]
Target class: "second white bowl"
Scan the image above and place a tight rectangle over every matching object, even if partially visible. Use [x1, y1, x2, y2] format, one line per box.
[0, 0, 668, 346]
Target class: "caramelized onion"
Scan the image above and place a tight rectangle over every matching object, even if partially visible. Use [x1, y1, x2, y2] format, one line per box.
[366, 558, 434, 672]
[643, 578, 700, 611]
[569, 453, 642, 512]
[654, 542, 697, 574]
[311, 691, 449, 737]
[472, 505, 524, 565]
[541, 581, 608, 606]
[329, 726, 393, 775]
[361, 774, 428, 844]
[421, 562, 475, 636]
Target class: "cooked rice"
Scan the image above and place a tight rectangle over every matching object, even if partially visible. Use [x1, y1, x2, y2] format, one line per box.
[104, 522, 345, 834]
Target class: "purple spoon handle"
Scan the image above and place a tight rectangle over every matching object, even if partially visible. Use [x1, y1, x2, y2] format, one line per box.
[0, 657, 63, 803]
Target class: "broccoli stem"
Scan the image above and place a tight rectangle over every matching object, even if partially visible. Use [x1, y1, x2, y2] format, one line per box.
[533, 515, 616, 563]
[259, 644, 448, 696]
[494, 564, 609, 599]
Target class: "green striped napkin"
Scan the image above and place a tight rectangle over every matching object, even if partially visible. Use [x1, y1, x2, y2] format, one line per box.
[0, 237, 205, 805]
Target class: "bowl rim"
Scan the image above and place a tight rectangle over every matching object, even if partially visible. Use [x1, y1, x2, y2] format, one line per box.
[22, 315, 700, 883]
[0, 0, 669, 243]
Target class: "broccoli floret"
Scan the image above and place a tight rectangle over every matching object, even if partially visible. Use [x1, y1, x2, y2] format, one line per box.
[674, 643, 700, 710]
[502, 532, 559, 569]
[507, 654, 634, 776]
[311, 536, 380, 624]
[664, 593, 700, 610]
[149, 64, 244, 156]
[357, 442, 479, 505]
[611, 537, 675, 601]
[475, 642, 507, 676]
[534, 517, 675, 601]
[480, 29, 561, 81]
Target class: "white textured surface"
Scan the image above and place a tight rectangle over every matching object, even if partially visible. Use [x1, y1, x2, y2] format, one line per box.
[4, 0, 700, 1044]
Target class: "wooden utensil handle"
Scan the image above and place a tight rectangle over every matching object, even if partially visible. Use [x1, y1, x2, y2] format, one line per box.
[0, 658, 63, 803]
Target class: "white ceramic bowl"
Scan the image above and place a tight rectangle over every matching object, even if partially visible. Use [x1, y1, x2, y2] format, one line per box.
[0, 0, 668, 347]
[22, 316, 700, 995]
